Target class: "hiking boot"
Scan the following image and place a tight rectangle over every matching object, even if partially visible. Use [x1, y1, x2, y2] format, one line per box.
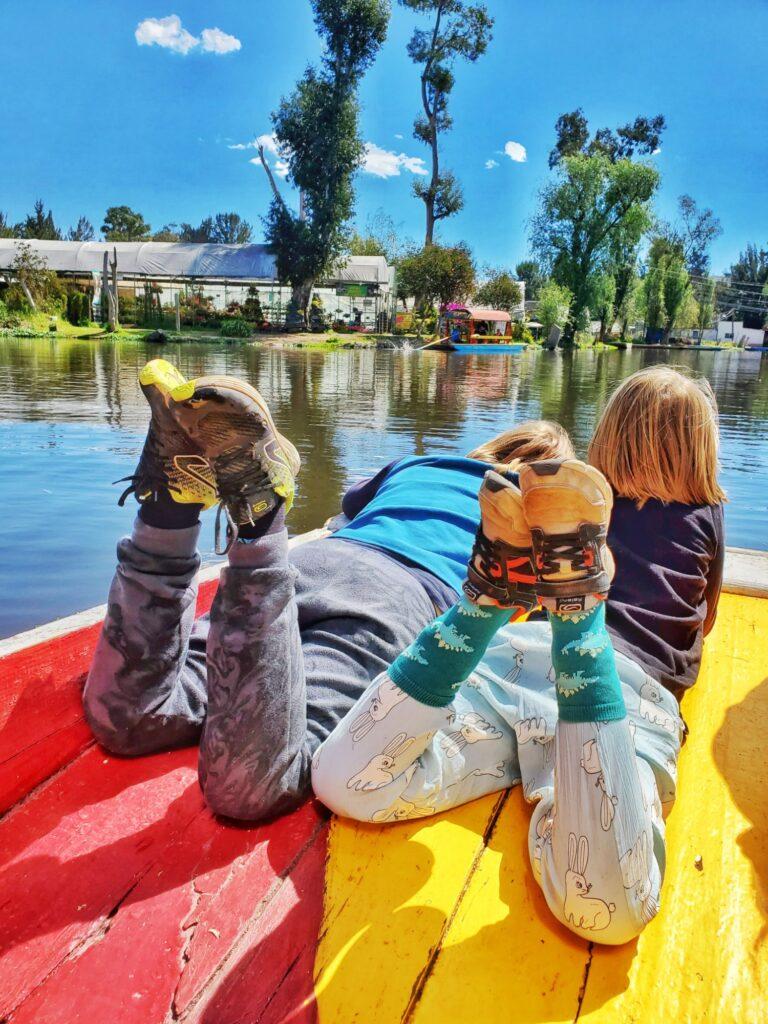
[518, 459, 615, 615]
[463, 470, 537, 610]
[117, 359, 217, 509]
[168, 374, 300, 551]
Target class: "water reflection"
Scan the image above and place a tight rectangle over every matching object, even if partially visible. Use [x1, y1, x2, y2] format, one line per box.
[0, 337, 766, 637]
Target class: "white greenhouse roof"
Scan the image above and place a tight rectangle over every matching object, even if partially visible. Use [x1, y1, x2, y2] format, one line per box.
[0, 240, 391, 285]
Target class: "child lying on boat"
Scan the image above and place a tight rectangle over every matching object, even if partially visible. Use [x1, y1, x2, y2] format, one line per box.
[83, 359, 571, 819]
[313, 366, 725, 944]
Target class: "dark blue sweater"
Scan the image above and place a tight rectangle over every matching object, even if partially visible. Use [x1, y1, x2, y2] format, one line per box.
[338, 459, 724, 692]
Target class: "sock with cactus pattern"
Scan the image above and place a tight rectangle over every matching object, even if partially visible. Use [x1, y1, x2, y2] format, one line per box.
[389, 597, 515, 707]
[548, 602, 626, 723]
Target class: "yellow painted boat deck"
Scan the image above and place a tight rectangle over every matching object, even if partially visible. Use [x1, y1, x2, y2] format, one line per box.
[314, 591, 768, 1023]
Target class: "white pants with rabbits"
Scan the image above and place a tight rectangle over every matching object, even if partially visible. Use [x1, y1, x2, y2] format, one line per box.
[312, 619, 683, 946]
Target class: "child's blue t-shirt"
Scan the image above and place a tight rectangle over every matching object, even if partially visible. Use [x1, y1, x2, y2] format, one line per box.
[334, 455, 486, 597]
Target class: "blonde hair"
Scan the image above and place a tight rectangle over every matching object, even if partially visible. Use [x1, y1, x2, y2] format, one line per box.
[469, 420, 575, 469]
[588, 366, 726, 507]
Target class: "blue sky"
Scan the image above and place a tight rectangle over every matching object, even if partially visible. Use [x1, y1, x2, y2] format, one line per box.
[1, 0, 766, 272]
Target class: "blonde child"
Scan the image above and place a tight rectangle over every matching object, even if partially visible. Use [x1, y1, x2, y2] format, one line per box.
[313, 366, 725, 945]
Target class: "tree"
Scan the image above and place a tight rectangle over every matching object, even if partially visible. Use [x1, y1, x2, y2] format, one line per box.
[179, 218, 214, 242]
[643, 252, 692, 341]
[101, 206, 151, 241]
[399, 0, 493, 245]
[531, 153, 659, 344]
[729, 243, 768, 286]
[474, 268, 522, 311]
[0, 212, 17, 238]
[153, 223, 182, 241]
[7, 242, 62, 311]
[654, 194, 722, 276]
[259, 0, 390, 326]
[537, 281, 572, 337]
[347, 210, 413, 264]
[67, 216, 95, 241]
[549, 109, 665, 168]
[514, 259, 544, 300]
[694, 277, 716, 335]
[396, 242, 475, 308]
[22, 199, 61, 240]
[210, 212, 253, 244]
[728, 243, 768, 327]
[592, 273, 617, 342]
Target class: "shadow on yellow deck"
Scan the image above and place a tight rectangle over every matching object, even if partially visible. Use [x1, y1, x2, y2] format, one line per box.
[314, 592, 768, 1024]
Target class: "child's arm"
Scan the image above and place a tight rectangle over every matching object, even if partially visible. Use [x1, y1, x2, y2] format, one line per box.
[703, 504, 725, 637]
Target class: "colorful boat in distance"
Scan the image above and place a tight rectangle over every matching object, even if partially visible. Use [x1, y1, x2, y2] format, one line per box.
[436, 304, 526, 353]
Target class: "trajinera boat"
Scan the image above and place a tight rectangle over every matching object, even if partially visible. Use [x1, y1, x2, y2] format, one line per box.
[434, 304, 527, 352]
[0, 535, 766, 1023]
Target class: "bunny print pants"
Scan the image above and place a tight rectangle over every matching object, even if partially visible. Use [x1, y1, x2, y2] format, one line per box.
[312, 618, 683, 946]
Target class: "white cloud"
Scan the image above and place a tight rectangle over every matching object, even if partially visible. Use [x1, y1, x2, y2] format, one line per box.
[485, 158, 499, 170]
[274, 159, 290, 179]
[362, 142, 428, 178]
[503, 140, 527, 163]
[257, 133, 281, 155]
[135, 15, 241, 56]
[135, 15, 198, 54]
[394, 133, 404, 140]
[201, 27, 241, 54]
[652, 147, 662, 156]
[249, 134, 291, 180]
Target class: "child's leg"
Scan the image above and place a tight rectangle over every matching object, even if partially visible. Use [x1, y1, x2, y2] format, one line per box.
[529, 602, 663, 945]
[83, 518, 208, 755]
[312, 597, 519, 821]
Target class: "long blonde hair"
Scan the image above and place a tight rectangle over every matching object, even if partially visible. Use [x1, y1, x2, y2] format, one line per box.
[469, 420, 575, 469]
[588, 366, 726, 506]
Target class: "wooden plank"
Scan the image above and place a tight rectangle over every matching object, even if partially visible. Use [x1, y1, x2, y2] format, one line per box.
[722, 547, 768, 598]
[183, 828, 328, 1024]
[578, 593, 768, 1023]
[410, 790, 589, 1024]
[313, 794, 508, 1023]
[7, 794, 327, 1024]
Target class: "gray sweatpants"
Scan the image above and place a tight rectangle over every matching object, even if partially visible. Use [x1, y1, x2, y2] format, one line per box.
[83, 520, 435, 820]
[312, 620, 683, 945]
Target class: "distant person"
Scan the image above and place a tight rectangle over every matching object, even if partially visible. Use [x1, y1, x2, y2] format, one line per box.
[313, 366, 725, 945]
[82, 362, 571, 821]
[450, 324, 462, 344]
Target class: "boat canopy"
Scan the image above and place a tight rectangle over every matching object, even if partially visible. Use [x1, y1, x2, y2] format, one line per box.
[443, 304, 511, 322]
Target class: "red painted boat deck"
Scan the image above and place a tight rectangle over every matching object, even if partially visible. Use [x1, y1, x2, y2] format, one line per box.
[0, 576, 327, 1024]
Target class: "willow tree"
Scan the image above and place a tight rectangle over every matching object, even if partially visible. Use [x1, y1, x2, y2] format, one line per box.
[399, 0, 493, 245]
[259, 0, 389, 326]
[531, 154, 659, 344]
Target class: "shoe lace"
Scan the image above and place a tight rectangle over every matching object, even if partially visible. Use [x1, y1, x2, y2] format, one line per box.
[534, 530, 600, 574]
[212, 446, 270, 555]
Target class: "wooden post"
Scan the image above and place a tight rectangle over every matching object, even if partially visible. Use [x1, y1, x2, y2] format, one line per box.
[102, 252, 109, 325]
[175, 292, 181, 332]
[109, 248, 119, 331]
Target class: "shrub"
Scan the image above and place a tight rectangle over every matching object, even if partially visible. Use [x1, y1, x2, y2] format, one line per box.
[243, 286, 264, 326]
[511, 321, 535, 344]
[66, 292, 90, 326]
[220, 317, 253, 338]
[4, 285, 31, 313]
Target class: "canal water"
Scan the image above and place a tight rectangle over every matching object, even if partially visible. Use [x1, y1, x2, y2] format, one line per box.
[1, 336, 766, 638]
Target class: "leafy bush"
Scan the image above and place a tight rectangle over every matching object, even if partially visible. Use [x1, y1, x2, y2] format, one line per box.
[4, 285, 31, 313]
[510, 321, 535, 344]
[220, 317, 253, 338]
[242, 286, 265, 326]
[66, 292, 90, 326]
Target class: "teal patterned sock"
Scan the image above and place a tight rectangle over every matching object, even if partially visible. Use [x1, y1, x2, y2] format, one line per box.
[389, 598, 512, 707]
[549, 602, 626, 722]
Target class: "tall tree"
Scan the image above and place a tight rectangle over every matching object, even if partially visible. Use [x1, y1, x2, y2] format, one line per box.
[514, 258, 544, 300]
[210, 212, 253, 244]
[153, 223, 182, 241]
[101, 206, 151, 241]
[67, 216, 95, 241]
[399, 0, 493, 244]
[643, 252, 692, 341]
[179, 217, 215, 242]
[474, 268, 522, 311]
[259, 0, 390, 325]
[729, 243, 768, 287]
[537, 280, 572, 337]
[396, 242, 475, 307]
[655, 194, 722, 276]
[22, 199, 61, 240]
[549, 109, 665, 168]
[531, 154, 659, 344]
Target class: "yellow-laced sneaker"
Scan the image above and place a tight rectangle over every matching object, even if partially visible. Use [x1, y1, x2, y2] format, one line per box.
[518, 459, 615, 615]
[117, 359, 217, 509]
[167, 374, 300, 551]
[463, 470, 537, 611]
